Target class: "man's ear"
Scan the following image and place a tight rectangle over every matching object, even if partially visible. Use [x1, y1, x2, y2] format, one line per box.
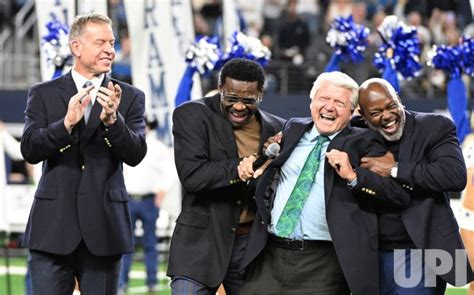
[70, 40, 81, 57]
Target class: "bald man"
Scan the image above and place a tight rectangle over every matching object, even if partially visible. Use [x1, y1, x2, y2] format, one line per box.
[355, 78, 473, 294]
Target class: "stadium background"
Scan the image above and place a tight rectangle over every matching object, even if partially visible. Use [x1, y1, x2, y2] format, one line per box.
[1, 0, 474, 294]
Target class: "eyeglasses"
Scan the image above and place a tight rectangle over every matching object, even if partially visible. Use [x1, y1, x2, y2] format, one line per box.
[221, 93, 260, 106]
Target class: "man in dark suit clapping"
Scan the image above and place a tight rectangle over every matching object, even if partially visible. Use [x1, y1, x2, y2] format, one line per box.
[20, 13, 147, 294]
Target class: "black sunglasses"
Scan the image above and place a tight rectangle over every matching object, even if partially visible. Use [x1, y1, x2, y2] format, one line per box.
[221, 93, 260, 106]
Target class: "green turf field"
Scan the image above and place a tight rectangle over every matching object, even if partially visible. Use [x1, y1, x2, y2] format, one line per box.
[0, 256, 469, 294]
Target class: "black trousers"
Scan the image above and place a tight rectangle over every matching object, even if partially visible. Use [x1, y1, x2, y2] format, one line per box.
[241, 237, 350, 295]
[29, 241, 121, 295]
[170, 233, 248, 295]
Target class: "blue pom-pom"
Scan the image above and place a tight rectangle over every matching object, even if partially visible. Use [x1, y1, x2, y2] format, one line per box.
[427, 36, 474, 78]
[223, 31, 271, 67]
[374, 16, 422, 80]
[326, 15, 369, 63]
[41, 13, 72, 70]
[185, 35, 222, 75]
[462, 36, 474, 76]
[427, 44, 463, 78]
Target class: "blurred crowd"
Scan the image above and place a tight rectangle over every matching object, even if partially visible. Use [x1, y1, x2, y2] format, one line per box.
[190, 0, 473, 100]
[2, 0, 474, 99]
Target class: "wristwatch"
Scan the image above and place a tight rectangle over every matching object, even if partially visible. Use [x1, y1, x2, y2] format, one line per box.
[390, 162, 398, 178]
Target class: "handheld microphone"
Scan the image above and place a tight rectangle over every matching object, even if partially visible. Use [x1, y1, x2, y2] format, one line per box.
[252, 142, 281, 171]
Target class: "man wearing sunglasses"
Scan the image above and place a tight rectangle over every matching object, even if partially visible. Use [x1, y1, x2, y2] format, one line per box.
[167, 58, 285, 294]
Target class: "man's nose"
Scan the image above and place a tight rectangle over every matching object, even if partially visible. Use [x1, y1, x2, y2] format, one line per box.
[324, 100, 335, 110]
[103, 43, 114, 54]
[382, 109, 391, 119]
[233, 101, 246, 110]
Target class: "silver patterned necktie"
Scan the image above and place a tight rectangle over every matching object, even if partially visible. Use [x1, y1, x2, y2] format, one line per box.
[83, 81, 93, 123]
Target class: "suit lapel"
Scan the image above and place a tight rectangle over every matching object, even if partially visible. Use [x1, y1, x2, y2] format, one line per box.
[324, 127, 350, 204]
[397, 111, 415, 162]
[60, 72, 87, 132]
[272, 118, 313, 167]
[80, 75, 110, 149]
[59, 72, 79, 109]
[207, 95, 238, 158]
[258, 111, 278, 150]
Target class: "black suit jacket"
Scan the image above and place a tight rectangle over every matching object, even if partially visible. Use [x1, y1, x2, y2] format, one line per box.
[166, 95, 285, 288]
[21, 72, 147, 256]
[391, 111, 473, 285]
[241, 117, 412, 295]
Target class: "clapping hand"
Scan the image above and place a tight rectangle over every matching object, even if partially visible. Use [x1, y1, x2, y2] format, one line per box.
[97, 81, 122, 126]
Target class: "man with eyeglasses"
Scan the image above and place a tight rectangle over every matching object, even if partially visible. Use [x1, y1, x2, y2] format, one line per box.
[167, 58, 285, 294]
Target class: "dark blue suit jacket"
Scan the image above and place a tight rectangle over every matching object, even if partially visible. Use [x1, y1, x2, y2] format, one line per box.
[21, 72, 147, 256]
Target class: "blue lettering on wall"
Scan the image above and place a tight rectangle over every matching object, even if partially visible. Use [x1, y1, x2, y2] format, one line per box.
[171, 0, 186, 56]
[148, 34, 163, 69]
[145, 7, 172, 145]
[145, 0, 158, 29]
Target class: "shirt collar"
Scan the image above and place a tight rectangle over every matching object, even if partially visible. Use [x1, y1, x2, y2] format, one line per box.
[71, 69, 104, 92]
[310, 124, 341, 142]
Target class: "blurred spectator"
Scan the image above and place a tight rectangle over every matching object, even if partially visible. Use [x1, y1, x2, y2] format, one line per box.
[352, 1, 369, 26]
[194, 12, 211, 36]
[427, 0, 472, 30]
[118, 118, 178, 294]
[262, 0, 286, 42]
[112, 30, 132, 84]
[237, 0, 265, 37]
[200, 0, 222, 35]
[278, 2, 310, 64]
[325, 0, 352, 28]
[295, 0, 322, 37]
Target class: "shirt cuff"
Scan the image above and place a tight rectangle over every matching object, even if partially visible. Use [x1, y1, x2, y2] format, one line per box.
[347, 177, 358, 189]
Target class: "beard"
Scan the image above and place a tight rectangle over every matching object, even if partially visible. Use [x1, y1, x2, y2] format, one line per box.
[366, 110, 406, 142]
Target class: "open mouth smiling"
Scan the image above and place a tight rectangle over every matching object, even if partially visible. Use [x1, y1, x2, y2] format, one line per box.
[320, 113, 335, 122]
[382, 119, 398, 133]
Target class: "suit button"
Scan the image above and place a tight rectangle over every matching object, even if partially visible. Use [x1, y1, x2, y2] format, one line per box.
[231, 227, 236, 232]
[81, 165, 85, 170]
[261, 221, 265, 225]
[236, 200, 242, 205]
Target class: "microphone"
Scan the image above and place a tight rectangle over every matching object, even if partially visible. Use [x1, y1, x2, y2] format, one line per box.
[252, 142, 281, 171]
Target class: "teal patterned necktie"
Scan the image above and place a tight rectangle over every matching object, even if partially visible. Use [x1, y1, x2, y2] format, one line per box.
[275, 135, 329, 237]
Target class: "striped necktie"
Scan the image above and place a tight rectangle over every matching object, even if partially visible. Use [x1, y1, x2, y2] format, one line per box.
[83, 81, 93, 123]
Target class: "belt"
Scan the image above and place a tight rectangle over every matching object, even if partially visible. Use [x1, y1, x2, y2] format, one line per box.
[129, 193, 154, 200]
[269, 234, 333, 251]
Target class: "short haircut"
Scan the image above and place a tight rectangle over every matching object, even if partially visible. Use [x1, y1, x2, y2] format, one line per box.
[218, 58, 265, 92]
[69, 13, 112, 42]
[309, 71, 359, 110]
[359, 78, 400, 103]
